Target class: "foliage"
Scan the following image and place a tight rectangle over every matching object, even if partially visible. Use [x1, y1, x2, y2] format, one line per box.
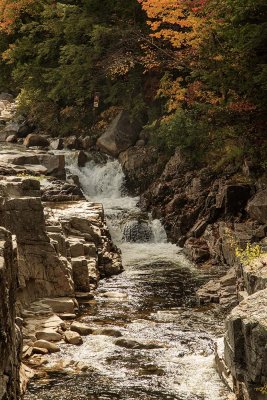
[235, 243, 262, 266]
[0, 0, 148, 135]
[0, 0, 266, 167]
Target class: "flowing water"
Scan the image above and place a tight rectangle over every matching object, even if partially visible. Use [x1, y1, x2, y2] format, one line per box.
[25, 153, 230, 400]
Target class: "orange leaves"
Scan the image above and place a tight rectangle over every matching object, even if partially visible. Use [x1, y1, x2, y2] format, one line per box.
[0, 0, 34, 32]
[138, 0, 207, 49]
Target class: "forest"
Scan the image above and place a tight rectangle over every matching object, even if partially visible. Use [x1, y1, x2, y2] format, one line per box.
[0, 0, 266, 167]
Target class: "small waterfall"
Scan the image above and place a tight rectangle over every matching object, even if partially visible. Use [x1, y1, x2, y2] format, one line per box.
[66, 153, 168, 248]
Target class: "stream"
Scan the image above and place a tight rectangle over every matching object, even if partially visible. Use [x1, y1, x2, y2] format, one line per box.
[25, 155, 230, 400]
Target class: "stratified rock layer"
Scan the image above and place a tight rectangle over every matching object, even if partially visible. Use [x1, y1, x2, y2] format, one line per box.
[0, 228, 21, 400]
[224, 288, 267, 400]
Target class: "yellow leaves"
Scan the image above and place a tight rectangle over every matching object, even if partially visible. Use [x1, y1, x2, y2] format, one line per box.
[157, 75, 186, 112]
[235, 243, 262, 266]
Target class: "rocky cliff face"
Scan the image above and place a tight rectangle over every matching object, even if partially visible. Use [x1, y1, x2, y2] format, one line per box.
[0, 227, 21, 400]
[0, 141, 123, 398]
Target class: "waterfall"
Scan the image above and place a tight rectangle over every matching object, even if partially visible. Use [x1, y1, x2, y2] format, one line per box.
[66, 154, 169, 248]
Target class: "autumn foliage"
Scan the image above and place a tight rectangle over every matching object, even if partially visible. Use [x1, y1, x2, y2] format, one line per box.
[0, 0, 34, 32]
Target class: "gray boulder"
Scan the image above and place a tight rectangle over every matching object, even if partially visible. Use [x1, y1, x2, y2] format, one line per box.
[96, 110, 141, 157]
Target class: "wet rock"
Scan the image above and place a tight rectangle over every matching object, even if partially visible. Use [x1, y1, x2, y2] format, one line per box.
[64, 331, 83, 345]
[97, 110, 141, 157]
[24, 133, 50, 148]
[122, 220, 153, 243]
[114, 338, 162, 349]
[70, 322, 93, 336]
[77, 150, 88, 167]
[102, 291, 128, 299]
[33, 340, 60, 353]
[93, 328, 122, 337]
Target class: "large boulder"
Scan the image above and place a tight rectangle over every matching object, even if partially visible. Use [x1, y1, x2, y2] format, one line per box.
[247, 189, 267, 224]
[96, 110, 141, 157]
[24, 134, 50, 148]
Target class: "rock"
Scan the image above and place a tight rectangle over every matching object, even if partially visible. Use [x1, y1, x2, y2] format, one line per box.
[224, 288, 267, 398]
[97, 110, 141, 157]
[64, 136, 82, 150]
[114, 338, 162, 349]
[35, 329, 62, 342]
[69, 240, 85, 257]
[135, 139, 145, 147]
[77, 150, 88, 167]
[17, 122, 35, 138]
[41, 298, 76, 314]
[118, 145, 166, 192]
[0, 196, 74, 303]
[93, 328, 122, 337]
[33, 340, 60, 353]
[0, 131, 8, 142]
[50, 138, 64, 150]
[81, 136, 94, 150]
[241, 254, 267, 295]
[102, 291, 128, 299]
[24, 133, 50, 148]
[184, 237, 210, 263]
[247, 189, 267, 224]
[0, 228, 21, 400]
[0, 92, 14, 102]
[70, 322, 93, 335]
[6, 134, 17, 143]
[32, 347, 49, 355]
[216, 184, 253, 216]
[64, 331, 83, 345]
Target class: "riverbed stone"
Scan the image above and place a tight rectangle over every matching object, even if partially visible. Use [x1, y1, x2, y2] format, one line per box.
[35, 329, 62, 342]
[33, 340, 60, 353]
[70, 322, 93, 335]
[93, 328, 122, 337]
[24, 133, 49, 148]
[64, 331, 83, 345]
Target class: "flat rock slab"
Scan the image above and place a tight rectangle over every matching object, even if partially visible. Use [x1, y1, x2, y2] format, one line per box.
[35, 329, 62, 342]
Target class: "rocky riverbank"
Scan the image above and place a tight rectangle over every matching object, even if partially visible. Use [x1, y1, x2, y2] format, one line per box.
[0, 95, 123, 399]
[1, 96, 267, 400]
[94, 110, 267, 400]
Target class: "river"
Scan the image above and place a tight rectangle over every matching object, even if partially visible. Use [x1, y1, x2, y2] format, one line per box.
[25, 155, 230, 400]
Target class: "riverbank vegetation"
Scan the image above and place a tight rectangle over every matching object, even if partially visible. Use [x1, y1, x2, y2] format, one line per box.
[0, 0, 266, 168]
